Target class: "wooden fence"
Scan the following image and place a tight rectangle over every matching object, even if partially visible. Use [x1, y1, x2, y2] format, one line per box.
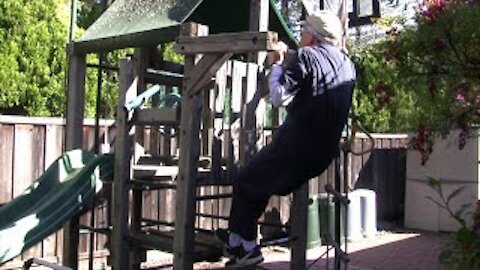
[0, 115, 409, 268]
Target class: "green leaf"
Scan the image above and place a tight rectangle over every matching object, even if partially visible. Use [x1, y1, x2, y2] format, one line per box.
[427, 177, 442, 193]
[425, 196, 448, 210]
[447, 186, 467, 203]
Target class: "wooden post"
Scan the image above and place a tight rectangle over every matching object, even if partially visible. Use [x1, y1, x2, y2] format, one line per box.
[112, 57, 137, 270]
[173, 22, 208, 270]
[290, 184, 309, 270]
[131, 48, 149, 269]
[241, 0, 270, 165]
[63, 47, 86, 270]
[134, 48, 148, 162]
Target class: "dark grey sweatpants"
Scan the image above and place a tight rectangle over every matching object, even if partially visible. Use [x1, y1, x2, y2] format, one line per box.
[228, 84, 353, 241]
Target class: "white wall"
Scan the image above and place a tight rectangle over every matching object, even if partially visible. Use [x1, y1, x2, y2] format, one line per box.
[405, 130, 479, 232]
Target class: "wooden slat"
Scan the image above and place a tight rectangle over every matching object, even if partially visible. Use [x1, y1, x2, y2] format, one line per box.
[83, 125, 95, 151]
[13, 125, 34, 196]
[43, 125, 64, 259]
[175, 31, 277, 54]
[162, 87, 174, 158]
[150, 81, 162, 157]
[199, 86, 214, 230]
[12, 125, 33, 264]
[22, 125, 46, 260]
[231, 61, 246, 114]
[0, 124, 14, 205]
[230, 61, 245, 169]
[218, 186, 232, 228]
[241, 63, 259, 164]
[132, 108, 178, 125]
[214, 60, 228, 229]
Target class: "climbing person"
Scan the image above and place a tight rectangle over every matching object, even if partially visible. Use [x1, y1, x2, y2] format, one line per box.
[216, 10, 357, 268]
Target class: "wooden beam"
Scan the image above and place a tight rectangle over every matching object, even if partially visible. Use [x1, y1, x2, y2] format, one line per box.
[112, 57, 137, 270]
[186, 53, 233, 96]
[290, 183, 309, 270]
[63, 47, 86, 270]
[175, 31, 277, 55]
[173, 22, 208, 270]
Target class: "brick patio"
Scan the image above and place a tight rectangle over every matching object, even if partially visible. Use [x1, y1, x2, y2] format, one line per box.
[137, 230, 449, 270]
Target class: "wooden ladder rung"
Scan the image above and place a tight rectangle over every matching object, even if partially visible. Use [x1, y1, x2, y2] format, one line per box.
[130, 179, 177, 190]
[195, 193, 232, 201]
[129, 230, 223, 262]
[129, 232, 173, 252]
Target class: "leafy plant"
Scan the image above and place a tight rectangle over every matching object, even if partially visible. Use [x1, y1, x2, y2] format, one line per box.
[426, 177, 480, 270]
[351, 0, 480, 163]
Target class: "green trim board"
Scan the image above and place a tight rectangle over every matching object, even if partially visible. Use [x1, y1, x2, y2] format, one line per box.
[0, 150, 114, 266]
[75, 0, 299, 53]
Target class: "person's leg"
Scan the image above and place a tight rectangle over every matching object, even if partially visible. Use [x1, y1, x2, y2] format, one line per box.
[228, 187, 270, 241]
[215, 144, 280, 268]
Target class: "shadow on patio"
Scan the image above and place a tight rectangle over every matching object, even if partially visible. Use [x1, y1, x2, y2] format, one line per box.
[258, 231, 450, 270]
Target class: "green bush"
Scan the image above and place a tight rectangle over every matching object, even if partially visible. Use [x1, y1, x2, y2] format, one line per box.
[0, 0, 68, 116]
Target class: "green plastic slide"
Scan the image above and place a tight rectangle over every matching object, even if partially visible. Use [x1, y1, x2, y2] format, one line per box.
[0, 149, 114, 266]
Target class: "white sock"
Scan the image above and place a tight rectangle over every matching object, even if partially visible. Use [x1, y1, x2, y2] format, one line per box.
[229, 232, 242, 247]
[241, 239, 257, 252]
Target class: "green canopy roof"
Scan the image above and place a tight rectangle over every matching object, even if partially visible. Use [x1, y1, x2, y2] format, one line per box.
[74, 0, 297, 53]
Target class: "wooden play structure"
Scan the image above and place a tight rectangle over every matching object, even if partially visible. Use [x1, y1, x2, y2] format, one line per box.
[64, 0, 313, 269]
[10, 0, 381, 269]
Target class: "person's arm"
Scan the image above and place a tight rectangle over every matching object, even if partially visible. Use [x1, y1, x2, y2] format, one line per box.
[268, 64, 290, 107]
[268, 49, 307, 107]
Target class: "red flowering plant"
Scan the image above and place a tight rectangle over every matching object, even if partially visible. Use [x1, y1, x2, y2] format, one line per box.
[388, 0, 480, 163]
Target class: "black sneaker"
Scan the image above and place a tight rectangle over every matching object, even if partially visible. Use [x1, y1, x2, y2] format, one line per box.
[215, 229, 242, 259]
[225, 245, 264, 269]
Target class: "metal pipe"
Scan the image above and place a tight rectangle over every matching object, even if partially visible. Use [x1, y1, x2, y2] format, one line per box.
[334, 157, 342, 270]
[325, 184, 350, 206]
[68, 0, 77, 42]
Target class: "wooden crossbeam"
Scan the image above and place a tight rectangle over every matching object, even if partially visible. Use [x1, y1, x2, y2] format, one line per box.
[131, 108, 178, 126]
[175, 31, 278, 55]
[186, 53, 233, 97]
